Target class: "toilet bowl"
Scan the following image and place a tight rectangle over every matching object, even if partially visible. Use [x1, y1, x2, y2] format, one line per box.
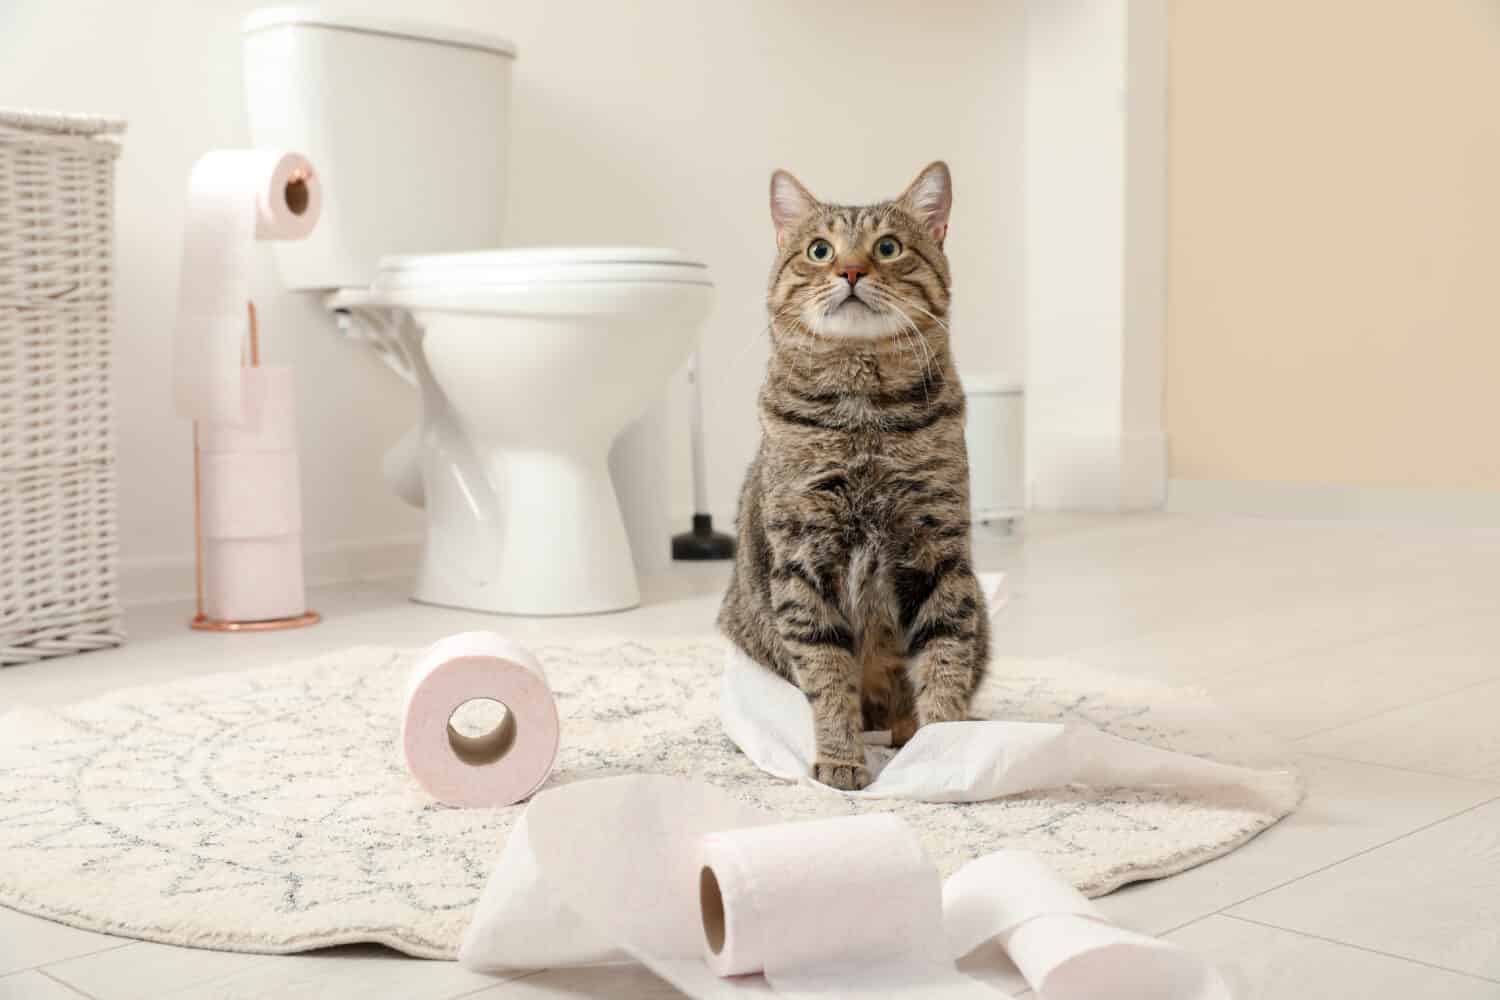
[242, 11, 715, 616]
[330, 248, 713, 615]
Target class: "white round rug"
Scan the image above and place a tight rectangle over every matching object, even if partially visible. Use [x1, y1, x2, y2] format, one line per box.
[0, 639, 1300, 959]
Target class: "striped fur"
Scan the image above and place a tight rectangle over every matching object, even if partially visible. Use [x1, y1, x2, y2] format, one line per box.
[718, 162, 990, 790]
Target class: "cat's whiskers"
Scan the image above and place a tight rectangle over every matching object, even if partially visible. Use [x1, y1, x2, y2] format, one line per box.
[897, 325, 931, 403]
[864, 293, 926, 398]
[895, 313, 936, 402]
[881, 290, 950, 393]
[864, 288, 936, 400]
[890, 294, 952, 335]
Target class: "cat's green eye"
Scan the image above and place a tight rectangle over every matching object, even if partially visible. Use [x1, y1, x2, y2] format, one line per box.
[807, 239, 834, 263]
[875, 236, 902, 260]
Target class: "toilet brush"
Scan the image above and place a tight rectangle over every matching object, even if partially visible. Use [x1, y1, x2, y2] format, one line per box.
[672, 351, 735, 560]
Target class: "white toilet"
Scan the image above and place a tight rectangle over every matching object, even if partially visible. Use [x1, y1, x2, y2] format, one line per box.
[242, 10, 714, 616]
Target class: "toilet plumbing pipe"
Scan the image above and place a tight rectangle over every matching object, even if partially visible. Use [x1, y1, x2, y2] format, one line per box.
[672, 351, 735, 560]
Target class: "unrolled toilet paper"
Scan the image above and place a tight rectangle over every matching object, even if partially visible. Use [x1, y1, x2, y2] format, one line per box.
[722, 642, 1299, 806]
[173, 149, 320, 425]
[460, 774, 1231, 999]
[720, 571, 1300, 810]
[402, 632, 560, 808]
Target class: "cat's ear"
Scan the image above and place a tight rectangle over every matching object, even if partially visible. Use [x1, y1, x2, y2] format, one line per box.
[770, 170, 818, 247]
[898, 161, 952, 245]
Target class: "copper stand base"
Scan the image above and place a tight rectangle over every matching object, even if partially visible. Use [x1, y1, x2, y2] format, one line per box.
[190, 611, 322, 632]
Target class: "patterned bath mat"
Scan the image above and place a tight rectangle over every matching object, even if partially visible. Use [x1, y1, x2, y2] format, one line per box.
[0, 640, 1300, 958]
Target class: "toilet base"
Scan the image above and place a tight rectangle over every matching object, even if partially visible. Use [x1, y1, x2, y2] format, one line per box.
[408, 594, 639, 618]
[410, 446, 643, 617]
[409, 578, 640, 618]
[326, 271, 714, 619]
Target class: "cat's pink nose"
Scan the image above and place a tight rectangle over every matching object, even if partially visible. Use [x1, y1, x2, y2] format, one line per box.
[841, 266, 867, 286]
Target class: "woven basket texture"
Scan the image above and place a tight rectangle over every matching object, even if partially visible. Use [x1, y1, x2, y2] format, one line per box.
[0, 110, 126, 665]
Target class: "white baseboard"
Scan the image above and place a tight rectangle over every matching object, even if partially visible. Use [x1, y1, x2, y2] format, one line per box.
[1167, 479, 1500, 526]
[118, 535, 423, 607]
[1027, 429, 1167, 512]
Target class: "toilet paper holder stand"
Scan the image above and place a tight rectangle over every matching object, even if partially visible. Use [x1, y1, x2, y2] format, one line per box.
[189, 302, 321, 633]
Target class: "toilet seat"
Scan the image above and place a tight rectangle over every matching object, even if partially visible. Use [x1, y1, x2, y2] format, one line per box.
[375, 246, 712, 291]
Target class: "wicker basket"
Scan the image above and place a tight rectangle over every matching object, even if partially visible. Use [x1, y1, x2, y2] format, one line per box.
[0, 109, 126, 665]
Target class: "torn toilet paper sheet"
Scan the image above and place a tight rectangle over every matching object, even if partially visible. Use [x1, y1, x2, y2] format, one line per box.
[460, 775, 1229, 999]
[722, 572, 1299, 810]
[723, 642, 1298, 807]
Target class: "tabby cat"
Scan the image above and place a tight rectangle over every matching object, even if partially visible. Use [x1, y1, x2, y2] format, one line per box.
[718, 162, 990, 791]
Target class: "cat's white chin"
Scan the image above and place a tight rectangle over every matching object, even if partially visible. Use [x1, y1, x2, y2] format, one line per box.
[803, 302, 907, 340]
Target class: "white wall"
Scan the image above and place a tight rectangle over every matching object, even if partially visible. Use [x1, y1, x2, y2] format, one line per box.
[1023, 0, 1166, 510]
[1, 0, 1024, 598]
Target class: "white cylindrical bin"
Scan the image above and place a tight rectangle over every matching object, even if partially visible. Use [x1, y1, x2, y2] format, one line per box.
[960, 373, 1025, 527]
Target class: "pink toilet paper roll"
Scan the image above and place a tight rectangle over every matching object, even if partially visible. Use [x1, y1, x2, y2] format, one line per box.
[197, 365, 298, 454]
[200, 451, 302, 537]
[202, 536, 306, 622]
[402, 632, 561, 809]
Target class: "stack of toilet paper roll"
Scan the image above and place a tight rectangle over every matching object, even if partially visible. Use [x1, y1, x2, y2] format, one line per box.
[196, 368, 306, 622]
[173, 149, 320, 624]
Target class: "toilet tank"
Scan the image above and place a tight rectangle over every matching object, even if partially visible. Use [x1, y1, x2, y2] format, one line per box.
[241, 9, 515, 291]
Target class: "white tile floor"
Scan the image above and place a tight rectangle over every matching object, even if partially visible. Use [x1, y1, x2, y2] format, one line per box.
[3, 512, 1500, 998]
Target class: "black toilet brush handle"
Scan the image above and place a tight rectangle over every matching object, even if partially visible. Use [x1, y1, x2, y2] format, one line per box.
[688, 351, 711, 516]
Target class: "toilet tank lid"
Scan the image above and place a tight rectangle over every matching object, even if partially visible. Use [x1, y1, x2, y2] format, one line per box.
[242, 7, 517, 58]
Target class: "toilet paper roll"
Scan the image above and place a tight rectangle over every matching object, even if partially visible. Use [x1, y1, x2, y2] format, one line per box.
[173, 150, 321, 425]
[198, 367, 299, 453]
[698, 814, 949, 980]
[401, 632, 560, 808]
[203, 536, 306, 622]
[200, 450, 302, 538]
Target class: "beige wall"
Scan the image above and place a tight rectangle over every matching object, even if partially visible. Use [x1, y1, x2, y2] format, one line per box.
[1166, 0, 1500, 490]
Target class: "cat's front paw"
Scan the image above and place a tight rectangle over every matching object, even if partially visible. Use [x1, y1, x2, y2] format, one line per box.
[812, 760, 870, 791]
